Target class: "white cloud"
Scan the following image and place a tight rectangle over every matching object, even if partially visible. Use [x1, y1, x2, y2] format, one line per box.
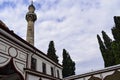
[0, 0, 120, 75]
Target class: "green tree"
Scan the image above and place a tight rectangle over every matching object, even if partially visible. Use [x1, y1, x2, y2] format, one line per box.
[111, 41, 120, 64]
[97, 35, 106, 53]
[71, 61, 75, 75]
[62, 49, 75, 78]
[112, 16, 120, 42]
[97, 35, 107, 67]
[111, 16, 120, 64]
[102, 31, 112, 49]
[102, 31, 115, 67]
[97, 16, 120, 67]
[97, 31, 115, 67]
[47, 41, 58, 63]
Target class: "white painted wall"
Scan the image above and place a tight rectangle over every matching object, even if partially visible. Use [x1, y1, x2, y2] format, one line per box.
[0, 28, 63, 80]
[32, 54, 62, 79]
[0, 34, 29, 80]
[27, 74, 40, 80]
[27, 74, 52, 80]
[36, 57, 42, 72]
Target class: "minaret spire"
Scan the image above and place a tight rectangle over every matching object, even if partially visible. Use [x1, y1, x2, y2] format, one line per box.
[31, 0, 33, 5]
[26, 1, 37, 45]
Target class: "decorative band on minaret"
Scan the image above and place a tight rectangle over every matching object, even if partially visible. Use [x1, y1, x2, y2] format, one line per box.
[26, 2, 37, 45]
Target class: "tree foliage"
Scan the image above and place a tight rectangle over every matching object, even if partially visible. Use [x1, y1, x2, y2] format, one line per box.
[62, 49, 75, 78]
[97, 35, 106, 53]
[97, 16, 120, 67]
[47, 41, 58, 63]
[102, 31, 112, 49]
[112, 16, 120, 41]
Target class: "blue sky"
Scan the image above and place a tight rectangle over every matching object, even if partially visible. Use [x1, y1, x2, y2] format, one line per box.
[0, 0, 120, 74]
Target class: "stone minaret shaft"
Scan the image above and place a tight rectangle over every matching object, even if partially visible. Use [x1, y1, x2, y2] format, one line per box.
[26, 2, 37, 45]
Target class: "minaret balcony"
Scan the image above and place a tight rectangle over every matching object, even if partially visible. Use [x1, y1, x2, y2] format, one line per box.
[26, 13, 37, 22]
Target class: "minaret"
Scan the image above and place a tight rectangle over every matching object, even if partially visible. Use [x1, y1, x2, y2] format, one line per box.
[26, 1, 37, 45]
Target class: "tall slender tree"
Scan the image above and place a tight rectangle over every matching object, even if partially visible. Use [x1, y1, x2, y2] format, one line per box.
[112, 27, 120, 42]
[97, 31, 115, 67]
[112, 16, 120, 42]
[71, 61, 75, 75]
[111, 41, 120, 64]
[97, 35, 107, 67]
[102, 31, 112, 49]
[111, 16, 120, 64]
[47, 41, 58, 63]
[97, 35, 106, 53]
[97, 16, 120, 67]
[62, 49, 69, 77]
[62, 49, 75, 78]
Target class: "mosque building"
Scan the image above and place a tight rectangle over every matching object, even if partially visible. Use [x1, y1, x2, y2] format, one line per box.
[0, 2, 62, 80]
[1, 1, 120, 80]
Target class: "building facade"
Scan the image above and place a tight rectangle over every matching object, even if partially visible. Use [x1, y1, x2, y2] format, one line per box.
[1, 2, 120, 80]
[0, 2, 62, 80]
[0, 22, 62, 80]
[63, 64, 120, 80]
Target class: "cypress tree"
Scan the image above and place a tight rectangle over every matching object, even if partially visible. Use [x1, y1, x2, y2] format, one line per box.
[71, 61, 75, 75]
[62, 49, 69, 77]
[111, 16, 120, 64]
[101, 31, 116, 67]
[111, 41, 120, 64]
[62, 49, 75, 78]
[97, 16, 120, 67]
[97, 31, 116, 67]
[97, 35, 106, 53]
[47, 41, 58, 63]
[112, 27, 120, 42]
[112, 16, 120, 42]
[97, 35, 107, 67]
[102, 31, 112, 49]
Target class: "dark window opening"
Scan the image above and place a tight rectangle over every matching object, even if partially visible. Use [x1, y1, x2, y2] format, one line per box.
[31, 57, 37, 70]
[0, 60, 23, 80]
[57, 70, 60, 78]
[39, 77, 42, 80]
[0, 61, 15, 75]
[42, 63, 46, 74]
[51, 67, 54, 76]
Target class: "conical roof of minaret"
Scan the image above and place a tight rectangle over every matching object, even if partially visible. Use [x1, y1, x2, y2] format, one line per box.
[28, 1, 35, 11]
[26, 1, 37, 22]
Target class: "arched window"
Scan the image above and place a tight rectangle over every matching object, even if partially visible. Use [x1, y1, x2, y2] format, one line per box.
[0, 60, 24, 80]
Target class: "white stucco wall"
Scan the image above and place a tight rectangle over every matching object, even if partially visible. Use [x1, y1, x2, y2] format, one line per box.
[27, 74, 40, 80]
[27, 74, 52, 80]
[0, 32, 29, 79]
[0, 28, 63, 80]
[32, 54, 62, 79]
